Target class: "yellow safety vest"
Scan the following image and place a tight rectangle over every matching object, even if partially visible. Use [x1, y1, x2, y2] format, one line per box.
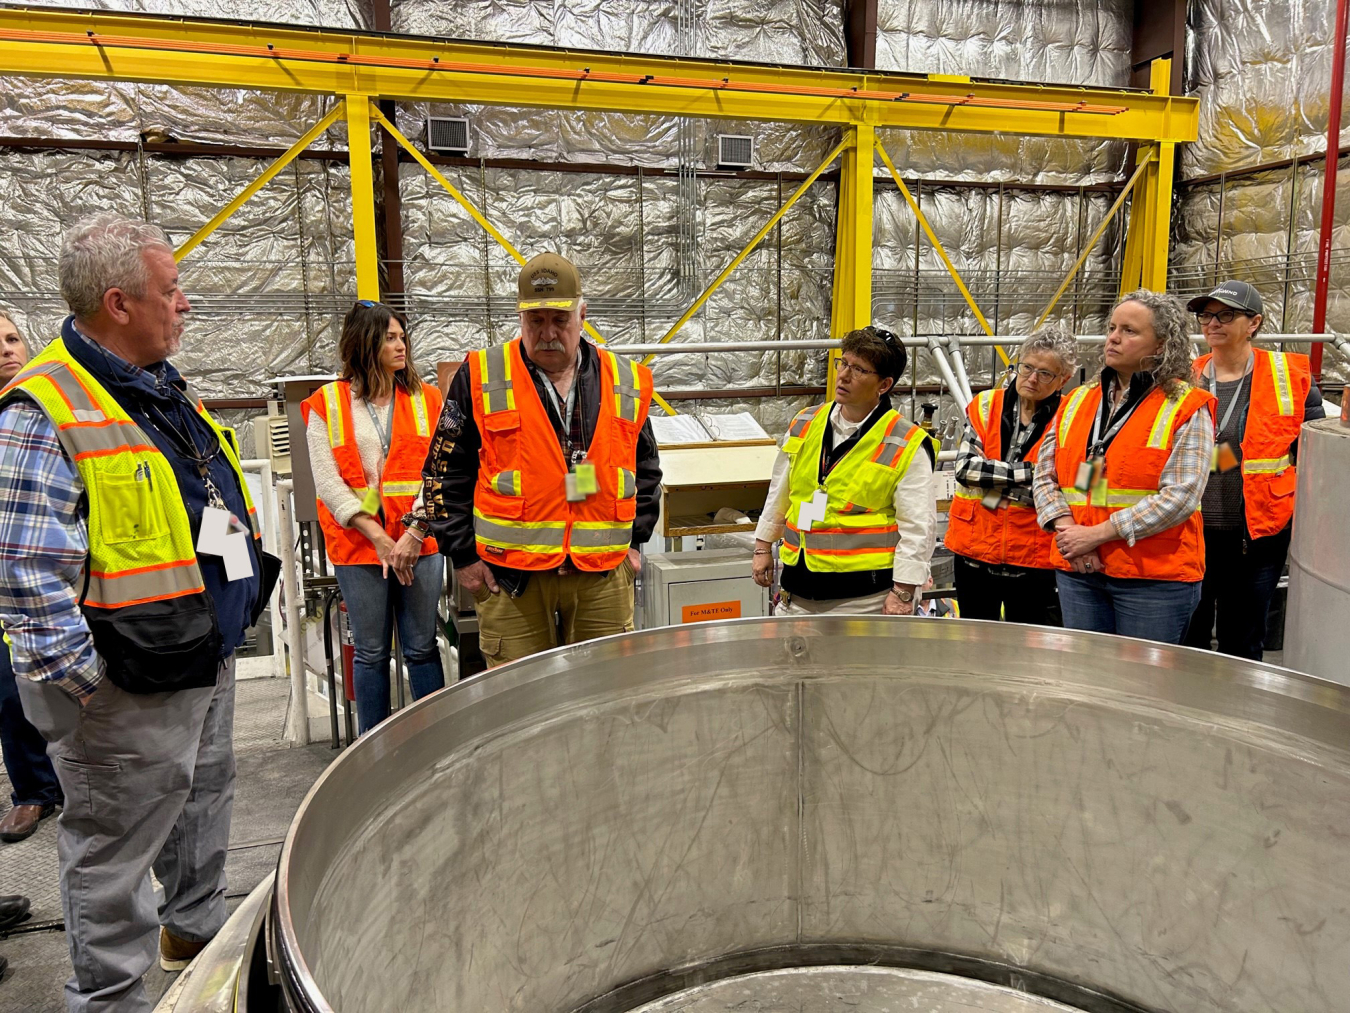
[780, 403, 932, 572]
[0, 337, 259, 690]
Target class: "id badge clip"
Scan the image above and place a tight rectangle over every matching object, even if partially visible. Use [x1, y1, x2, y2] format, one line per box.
[980, 489, 1004, 511]
[565, 461, 599, 503]
[1213, 442, 1240, 473]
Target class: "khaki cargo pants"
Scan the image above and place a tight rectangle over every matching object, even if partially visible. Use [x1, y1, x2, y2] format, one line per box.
[472, 561, 636, 666]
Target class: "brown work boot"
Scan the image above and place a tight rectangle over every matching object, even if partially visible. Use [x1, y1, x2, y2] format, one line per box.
[159, 928, 210, 972]
[0, 802, 57, 843]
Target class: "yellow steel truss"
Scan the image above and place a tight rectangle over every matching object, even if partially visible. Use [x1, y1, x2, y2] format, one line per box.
[0, 10, 1197, 408]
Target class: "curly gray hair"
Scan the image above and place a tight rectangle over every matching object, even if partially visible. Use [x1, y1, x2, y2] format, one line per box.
[1113, 288, 1193, 395]
[59, 214, 174, 320]
[1015, 321, 1079, 375]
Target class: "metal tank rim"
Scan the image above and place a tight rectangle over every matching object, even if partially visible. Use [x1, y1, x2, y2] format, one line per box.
[271, 615, 1350, 1013]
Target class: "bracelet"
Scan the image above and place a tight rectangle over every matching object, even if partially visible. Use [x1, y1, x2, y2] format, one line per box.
[405, 528, 426, 544]
[753, 549, 771, 556]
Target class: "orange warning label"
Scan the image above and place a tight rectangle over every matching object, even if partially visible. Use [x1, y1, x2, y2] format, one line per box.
[680, 600, 742, 624]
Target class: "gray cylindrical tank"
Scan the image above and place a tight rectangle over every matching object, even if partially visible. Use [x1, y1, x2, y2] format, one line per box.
[1286, 417, 1350, 683]
[274, 618, 1350, 1013]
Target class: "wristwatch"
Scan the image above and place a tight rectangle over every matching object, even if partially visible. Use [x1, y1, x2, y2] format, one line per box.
[890, 586, 914, 602]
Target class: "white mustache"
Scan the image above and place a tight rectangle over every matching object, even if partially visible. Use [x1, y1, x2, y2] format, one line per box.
[535, 340, 566, 352]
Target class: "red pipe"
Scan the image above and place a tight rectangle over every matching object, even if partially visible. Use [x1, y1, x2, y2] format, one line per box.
[1312, 0, 1350, 381]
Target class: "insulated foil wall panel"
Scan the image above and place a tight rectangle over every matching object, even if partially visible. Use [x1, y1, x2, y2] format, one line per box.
[390, 0, 845, 65]
[1185, 0, 1350, 177]
[874, 0, 1131, 185]
[0, 149, 144, 342]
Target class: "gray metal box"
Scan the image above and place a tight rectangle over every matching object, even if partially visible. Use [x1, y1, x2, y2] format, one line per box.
[638, 549, 769, 629]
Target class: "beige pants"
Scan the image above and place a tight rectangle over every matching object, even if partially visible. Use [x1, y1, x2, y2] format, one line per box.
[776, 588, 890, 616]
[472, 562, 636, 666]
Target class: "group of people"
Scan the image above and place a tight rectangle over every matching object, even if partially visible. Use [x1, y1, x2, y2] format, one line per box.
[0, 209, 1323, 1013]
[0, 220, 659, 1013]
[760, 281, 1320, 660]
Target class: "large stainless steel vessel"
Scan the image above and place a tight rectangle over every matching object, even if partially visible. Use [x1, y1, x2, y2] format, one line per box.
[255, 618, 1350, 1012]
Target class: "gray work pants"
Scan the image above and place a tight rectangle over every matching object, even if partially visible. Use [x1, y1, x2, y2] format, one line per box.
[18, 656, 237, 1013]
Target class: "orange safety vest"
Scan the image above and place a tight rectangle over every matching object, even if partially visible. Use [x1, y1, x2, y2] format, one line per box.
[944, 387, 1056, 569]
[300, 379, 442, 566]
[1193, 348, 1310, 539]
[468, 338, 653, 572]
[1052, 381, 1216, 582]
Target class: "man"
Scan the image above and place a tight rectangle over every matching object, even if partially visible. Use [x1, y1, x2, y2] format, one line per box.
[0, 311, 63, 842]
[423, 252, 661, 666]
[0, 214, 272, 1012]
[752, 326, 937, 615]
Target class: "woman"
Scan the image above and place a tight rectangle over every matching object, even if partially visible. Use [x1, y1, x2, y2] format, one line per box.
[301, 301, 445, 735]
[1032, 290, 1216, 644]
[1182, 281, 1324, 660]
[946, 322, 1077, 626]
[0, 312, 63, 842]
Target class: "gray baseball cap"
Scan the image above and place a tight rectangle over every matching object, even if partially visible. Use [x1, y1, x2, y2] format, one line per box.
[1187, 280, 1263, 316]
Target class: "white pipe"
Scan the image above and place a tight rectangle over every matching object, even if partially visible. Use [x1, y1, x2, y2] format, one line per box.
[276, 479, 310, 746]
[945, 335, 976, 403]
[240, 458, 285, 682]
[925, 338, 970, 411]
[609, 332, 1346, 354]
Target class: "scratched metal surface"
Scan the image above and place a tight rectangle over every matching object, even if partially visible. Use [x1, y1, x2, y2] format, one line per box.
[623, 966, 1083, 1012]
[274, 618, 1350, 1013]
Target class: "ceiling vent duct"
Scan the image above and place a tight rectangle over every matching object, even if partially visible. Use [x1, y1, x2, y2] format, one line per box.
[426, 116, 470, 156]
[716, 133, 754, 171]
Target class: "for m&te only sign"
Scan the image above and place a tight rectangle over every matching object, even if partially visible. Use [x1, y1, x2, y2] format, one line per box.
[680, 600, 742, 624]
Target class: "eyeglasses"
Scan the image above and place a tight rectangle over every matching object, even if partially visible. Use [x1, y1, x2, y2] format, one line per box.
[1197, 309, 1249, 325]
[356, 299, 381, 308]
[1011, 363, 1060, 384]
[837, 359, 880, 378]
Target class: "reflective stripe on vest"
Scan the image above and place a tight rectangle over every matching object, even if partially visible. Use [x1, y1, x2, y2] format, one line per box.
[617, 467, 636, 500]
[1146, 392, 1189, 450]
[323, 383, 347, 448]
[787, 404, 823, 441]
[1242, 454, 1291, 475]
[493, 471, 521, 496]
[972, 389, 996, 431]
[473, 509, 567, 550]
[1057, 385, 1091, 443]
[1268, 351, 1295, 417]
[606, 351, 643, 424]
[478, 344, 516, 414]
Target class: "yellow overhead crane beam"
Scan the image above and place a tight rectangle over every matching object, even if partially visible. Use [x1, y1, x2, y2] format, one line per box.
[0, 8, 1196, 142]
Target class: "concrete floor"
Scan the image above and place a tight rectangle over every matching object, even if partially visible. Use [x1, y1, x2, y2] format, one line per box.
[0, 674, 338, 1013]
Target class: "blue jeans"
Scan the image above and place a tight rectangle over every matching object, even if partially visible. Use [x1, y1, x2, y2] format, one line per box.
[334, 555, 446, 735]
[0, 644, 62, 807]
[1056, 571, 1202, 645]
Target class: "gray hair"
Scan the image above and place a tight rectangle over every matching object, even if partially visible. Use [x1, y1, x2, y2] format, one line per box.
[59, 214, 174, 320]
[1015, 321, 1079, 375]
[1113, 288, 1193, 395]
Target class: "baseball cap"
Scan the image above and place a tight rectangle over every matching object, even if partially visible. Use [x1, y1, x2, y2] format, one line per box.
[517, 252, 582, 311]
[1186, 280, 1263, 316]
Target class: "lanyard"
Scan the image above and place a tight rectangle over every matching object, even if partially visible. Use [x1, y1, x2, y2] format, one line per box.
[1088, 377, 1150, 458]
[144, 397, 228, 509]
[364, 397, 394, 458]
[1201, 352, 1254, 437]
[1007, 414, 1037, 463]
[540, 354, 582, 461]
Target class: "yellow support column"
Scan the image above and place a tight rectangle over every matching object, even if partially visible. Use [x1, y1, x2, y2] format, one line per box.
[830, 123, 875, 383]
[1119, 58, 1176, 296]
[345, 95, 381, 300]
